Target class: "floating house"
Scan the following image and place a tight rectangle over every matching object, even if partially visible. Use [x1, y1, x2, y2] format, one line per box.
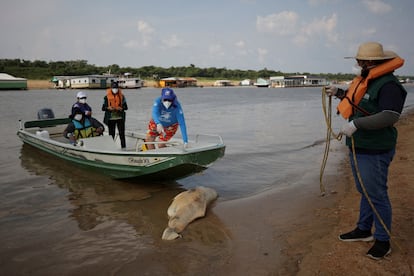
[70, 75, 117, 89]
[158, 77, 198, 88]
[51, 76, 71, 89]
[269, 75, 327, 88]
[253, 78, 270, 87]
[0, 73, 27, 90]
[213, 80, 232, 87]
[239, 79, 253, 86]
[117, 73, 144, 89]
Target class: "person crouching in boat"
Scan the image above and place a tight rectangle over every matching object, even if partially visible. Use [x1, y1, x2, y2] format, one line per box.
[144, 88, 188, 150]
[63, 108, 105, 145]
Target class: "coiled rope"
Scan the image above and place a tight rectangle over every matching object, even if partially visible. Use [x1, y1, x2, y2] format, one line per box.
[320, 87, 342, 196]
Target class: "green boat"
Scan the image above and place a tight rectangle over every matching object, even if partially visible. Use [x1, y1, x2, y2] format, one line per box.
[17, 117, 225, 180]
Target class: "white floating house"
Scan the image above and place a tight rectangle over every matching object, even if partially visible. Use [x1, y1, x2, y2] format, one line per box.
[70, 75, 117, 89]
[270, 75, 327, 88]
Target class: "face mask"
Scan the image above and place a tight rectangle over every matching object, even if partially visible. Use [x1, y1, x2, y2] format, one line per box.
[79, 99, 87, 104]
[112, 88, 118, 94]
[163, 101, 172, 109]
[352, 64, 363, 76]
[74, 114, 83, 121]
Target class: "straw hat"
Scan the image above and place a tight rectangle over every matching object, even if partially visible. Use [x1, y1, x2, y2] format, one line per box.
[345, 42, 397, 60]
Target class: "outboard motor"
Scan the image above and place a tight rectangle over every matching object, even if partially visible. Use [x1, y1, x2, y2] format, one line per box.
[37, 108, 55, 119]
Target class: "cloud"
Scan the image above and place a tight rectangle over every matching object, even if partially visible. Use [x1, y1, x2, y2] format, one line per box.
[256, 11, 298, 35]
[361, 27, 377, 36]
[362, 0, 392, 14]
[235, 40, 245, 48]
[122, 20, 155, 50]
[234, 40, 249, 56]
[257, 48, 268, 64]
[296, 13, 338, 45]
[209, 44, 225, 57]
[161, 34, 184, 49]
[137, 20, 154, 34]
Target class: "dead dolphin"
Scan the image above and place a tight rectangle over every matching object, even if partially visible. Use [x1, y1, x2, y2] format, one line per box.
[162, 186, 218, 240]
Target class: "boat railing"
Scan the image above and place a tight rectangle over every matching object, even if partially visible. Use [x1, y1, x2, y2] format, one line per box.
[22, 118, 71, 129]
[195, 134, 224, 145]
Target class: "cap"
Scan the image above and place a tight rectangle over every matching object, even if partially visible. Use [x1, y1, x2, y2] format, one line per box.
[161, 88, 176, 101]
[76, 91, 87, 98]
[111, 81, 119, 88]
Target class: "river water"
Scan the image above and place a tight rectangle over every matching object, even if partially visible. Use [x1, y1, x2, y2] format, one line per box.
[1, 85, 413, 274]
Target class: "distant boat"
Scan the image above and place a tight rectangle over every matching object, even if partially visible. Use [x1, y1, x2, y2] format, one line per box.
[254, 78, 270, 87]
[0, 73, 27, 90]
[117, 73, 144, 89]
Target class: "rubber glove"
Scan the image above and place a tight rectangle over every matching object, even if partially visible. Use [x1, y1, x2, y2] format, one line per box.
[325, 86, 338, 97]
[340, 121, 357, 137]
[156, 123, 164, 134]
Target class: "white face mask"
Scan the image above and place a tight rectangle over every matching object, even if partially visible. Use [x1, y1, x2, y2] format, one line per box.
[79, 99, 87, 104]
[74, 114, 83, 121]
[163, 101, 172, 109]
[112, 88, 118, 94]
[352, 64, 363, 76]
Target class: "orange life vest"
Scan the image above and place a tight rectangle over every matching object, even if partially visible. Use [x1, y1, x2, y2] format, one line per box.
[106, 89, 124, 109]
[337, 56, 404, 119]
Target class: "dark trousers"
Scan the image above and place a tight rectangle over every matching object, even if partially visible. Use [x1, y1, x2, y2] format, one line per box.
[108, 119, 126, 148]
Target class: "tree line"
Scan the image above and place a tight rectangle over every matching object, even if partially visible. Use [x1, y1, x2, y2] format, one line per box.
[0, 58, 409, 82]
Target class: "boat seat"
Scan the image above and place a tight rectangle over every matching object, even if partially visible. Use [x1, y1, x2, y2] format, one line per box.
[79, 135, 119, 151]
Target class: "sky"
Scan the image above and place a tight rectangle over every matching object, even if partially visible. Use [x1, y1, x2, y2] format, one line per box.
[1, 0, 413, 75]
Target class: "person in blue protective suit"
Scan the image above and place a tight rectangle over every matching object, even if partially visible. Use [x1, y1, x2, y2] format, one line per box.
[63, 108, 104, 145]
[144, 88, 188, 150]
[325, 42, 407, 260]
[71, 91, 92, 118]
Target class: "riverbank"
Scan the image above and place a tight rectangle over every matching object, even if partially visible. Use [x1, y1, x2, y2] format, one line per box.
[293, 109, 414, 275]
[214, 109, 414, 275]
[27, 79, 222, 89]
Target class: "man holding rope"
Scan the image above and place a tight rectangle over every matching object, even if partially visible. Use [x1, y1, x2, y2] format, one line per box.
[325, 42, 407, 260]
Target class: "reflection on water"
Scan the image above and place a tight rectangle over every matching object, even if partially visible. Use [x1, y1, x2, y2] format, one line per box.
[20, 144, 182, 230]
[12, 144, 233, 274]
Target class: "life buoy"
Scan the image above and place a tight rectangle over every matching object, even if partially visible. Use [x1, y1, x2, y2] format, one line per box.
[337, 56, 404, 119]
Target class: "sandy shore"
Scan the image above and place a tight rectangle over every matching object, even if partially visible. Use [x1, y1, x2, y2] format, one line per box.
[212, 110, 414, 275]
